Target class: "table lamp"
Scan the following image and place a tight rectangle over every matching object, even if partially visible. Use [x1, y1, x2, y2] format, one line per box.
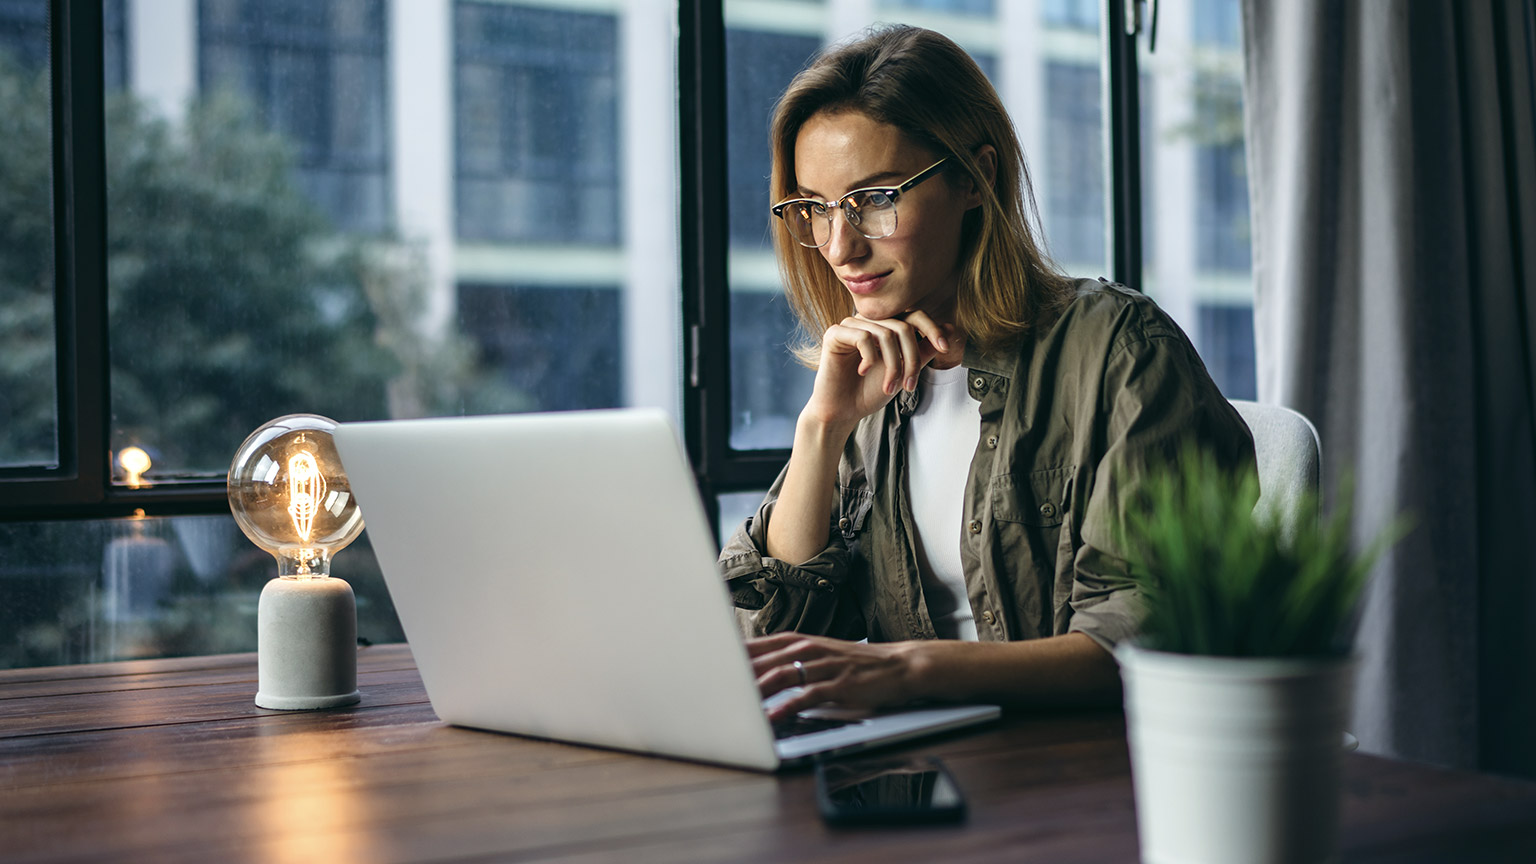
[228, 414, 366, 710]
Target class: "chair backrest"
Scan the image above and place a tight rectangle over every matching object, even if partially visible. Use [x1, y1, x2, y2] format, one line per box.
[1228, 400, 1322, 543]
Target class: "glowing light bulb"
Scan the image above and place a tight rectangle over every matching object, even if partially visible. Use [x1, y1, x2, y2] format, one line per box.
[228, 414, 364, 579]
[229, 414, 365, 710]
[119, 446, 152, 488]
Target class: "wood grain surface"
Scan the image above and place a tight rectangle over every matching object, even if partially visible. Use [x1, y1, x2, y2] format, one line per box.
[2, 645, 1533, 863]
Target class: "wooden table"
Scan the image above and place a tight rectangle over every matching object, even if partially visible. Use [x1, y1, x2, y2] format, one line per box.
[2, 644, 1534, 863]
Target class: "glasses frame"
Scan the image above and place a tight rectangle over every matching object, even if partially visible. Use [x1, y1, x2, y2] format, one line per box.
[770, 158, 950, 248]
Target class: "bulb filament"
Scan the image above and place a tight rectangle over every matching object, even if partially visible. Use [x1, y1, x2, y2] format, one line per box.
[287, 451, 326, 545]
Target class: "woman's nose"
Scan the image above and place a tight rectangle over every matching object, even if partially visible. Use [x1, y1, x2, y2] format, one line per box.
[820, 208, 868, 266]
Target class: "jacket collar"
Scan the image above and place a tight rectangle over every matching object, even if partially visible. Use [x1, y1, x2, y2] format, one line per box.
[895, 340, 1018, 415]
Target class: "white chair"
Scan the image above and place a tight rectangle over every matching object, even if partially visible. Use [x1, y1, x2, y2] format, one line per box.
[1228, 400, 1322, 543]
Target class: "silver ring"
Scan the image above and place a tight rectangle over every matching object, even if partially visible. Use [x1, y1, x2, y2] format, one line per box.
[793, 660, 806, 687]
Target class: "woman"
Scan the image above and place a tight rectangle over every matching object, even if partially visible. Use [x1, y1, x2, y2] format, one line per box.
[719, 25, 1254, 721]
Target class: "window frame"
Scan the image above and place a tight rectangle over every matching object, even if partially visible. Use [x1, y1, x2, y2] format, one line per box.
[1, 0, 1151, 533]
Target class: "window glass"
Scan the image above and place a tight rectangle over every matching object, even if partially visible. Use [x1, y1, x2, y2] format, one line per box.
[880, 0, 995, 15]
[725, 2, 1104, 450]
[0, 514, 402, 670]
[1138, 0, 1256, 400]
[0, 1, 56, 469]
[454, 3, 620, 245]
[1041, 0, 1098, 31]
[1043, 62, 1104, 270]
[717, 490, 768, 545]
[104, 0, 679, 484]
[199, 0, 390, 234]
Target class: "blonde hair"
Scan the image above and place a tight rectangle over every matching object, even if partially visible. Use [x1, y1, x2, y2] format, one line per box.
[770, 25, 1073, 365]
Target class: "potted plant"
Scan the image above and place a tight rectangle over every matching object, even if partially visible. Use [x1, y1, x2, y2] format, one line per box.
[1116, 447, 1402, 864]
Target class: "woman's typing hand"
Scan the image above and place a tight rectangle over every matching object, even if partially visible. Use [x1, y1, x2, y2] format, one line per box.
[747, 631, 927, 721]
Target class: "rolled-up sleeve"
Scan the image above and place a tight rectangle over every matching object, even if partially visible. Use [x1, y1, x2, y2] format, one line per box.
[1067, 320, 1256, 652]
[718, 473, 868, 640]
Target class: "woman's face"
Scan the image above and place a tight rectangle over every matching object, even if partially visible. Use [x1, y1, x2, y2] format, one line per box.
[792, 110, 981, 322]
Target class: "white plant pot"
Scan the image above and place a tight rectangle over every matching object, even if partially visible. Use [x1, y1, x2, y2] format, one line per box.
[1117, 643, 1356, 864]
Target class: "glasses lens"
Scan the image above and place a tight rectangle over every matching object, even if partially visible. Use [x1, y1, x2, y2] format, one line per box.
[782, 201, 827, 247]
[846, 191, 896, 239]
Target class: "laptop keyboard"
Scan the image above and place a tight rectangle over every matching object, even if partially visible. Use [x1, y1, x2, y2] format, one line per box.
[771, 714, 857, 740]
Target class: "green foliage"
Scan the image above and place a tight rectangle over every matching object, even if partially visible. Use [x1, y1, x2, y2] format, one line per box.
[103, 88, 393, 473]
[1123, 446, 1405, 658]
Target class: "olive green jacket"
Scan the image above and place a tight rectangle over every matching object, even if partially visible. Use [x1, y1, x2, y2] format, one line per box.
[718, 279, 1256, 651]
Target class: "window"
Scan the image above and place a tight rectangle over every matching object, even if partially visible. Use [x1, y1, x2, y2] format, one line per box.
[454, 2, 620, 245]
[4, 1, 1257, 668]
[881, 0, 995, 15]
[198, 0, 391, 234]
[1042, 0, 1098, 31]
[1044, 62, 1105, 269]
[457, 284, 623, 413]
[1, 1, 678, 668]
[1137, 0, 1256, 401]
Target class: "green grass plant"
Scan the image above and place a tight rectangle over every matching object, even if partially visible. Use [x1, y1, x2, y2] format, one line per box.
[1123, 447, 1404, 658]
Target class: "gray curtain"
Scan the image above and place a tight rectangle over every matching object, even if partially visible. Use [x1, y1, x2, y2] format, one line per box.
[1241, 0, 1536, 776]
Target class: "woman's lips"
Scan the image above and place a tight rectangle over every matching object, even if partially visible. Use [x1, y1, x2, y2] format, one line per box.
[843, 272, 890, 294]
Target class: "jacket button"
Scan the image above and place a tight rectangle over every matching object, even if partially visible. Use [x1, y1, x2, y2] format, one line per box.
[986, 435, 999, 448]
[968, 519, 982, 535]
[816, 578, 832, 590]
[838, 517, 850, 532]
[971, 376, 988, 394]
[1039, 502, 1057, 519]
[982, 610, 995, 624]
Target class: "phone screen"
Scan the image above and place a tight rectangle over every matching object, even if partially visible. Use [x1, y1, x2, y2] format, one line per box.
[815, 756, 966, 826]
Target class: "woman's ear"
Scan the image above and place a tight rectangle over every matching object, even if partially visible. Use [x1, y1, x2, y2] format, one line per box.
[964, 144, 998, 209]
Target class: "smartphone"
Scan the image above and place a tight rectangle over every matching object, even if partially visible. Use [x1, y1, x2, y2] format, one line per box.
[815, 755, 967, 826]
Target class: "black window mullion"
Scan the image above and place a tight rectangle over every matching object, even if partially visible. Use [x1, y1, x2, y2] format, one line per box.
[58, 0, 107, 510]
[679, 0, 731, 534]
[1104, 0, 1143, 291]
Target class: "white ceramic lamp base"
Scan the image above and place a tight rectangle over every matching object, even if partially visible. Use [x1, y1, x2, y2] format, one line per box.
[255, 576, 362, 710]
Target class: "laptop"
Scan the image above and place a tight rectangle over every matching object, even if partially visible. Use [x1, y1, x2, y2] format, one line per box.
[334, 409, 1000, 771]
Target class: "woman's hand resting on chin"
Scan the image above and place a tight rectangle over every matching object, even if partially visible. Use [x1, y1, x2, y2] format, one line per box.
[802, 309, 958, 433]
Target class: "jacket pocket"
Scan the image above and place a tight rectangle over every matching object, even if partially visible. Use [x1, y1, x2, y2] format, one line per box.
[990, 466, 1072, 527]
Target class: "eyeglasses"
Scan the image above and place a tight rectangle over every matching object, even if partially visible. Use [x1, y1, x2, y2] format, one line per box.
[770, 158, 949, 249]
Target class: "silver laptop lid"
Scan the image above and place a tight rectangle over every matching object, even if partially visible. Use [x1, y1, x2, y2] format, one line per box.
[336, 410, 782, 771]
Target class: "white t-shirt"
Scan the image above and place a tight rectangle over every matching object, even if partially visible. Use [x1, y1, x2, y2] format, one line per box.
[904, 364, 981, 641]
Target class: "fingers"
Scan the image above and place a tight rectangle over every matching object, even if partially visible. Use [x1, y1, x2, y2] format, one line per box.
[900, 310, 951, 355]
[765, 680, 838, 721]
[828, 316, 927, 394]
[744, 631, 805, 658]
[748, 637, 823, 677]
[829, 319, 890, 379]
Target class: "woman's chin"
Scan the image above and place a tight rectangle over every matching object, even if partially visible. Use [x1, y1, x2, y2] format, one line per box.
[850, 297, 904, 321]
